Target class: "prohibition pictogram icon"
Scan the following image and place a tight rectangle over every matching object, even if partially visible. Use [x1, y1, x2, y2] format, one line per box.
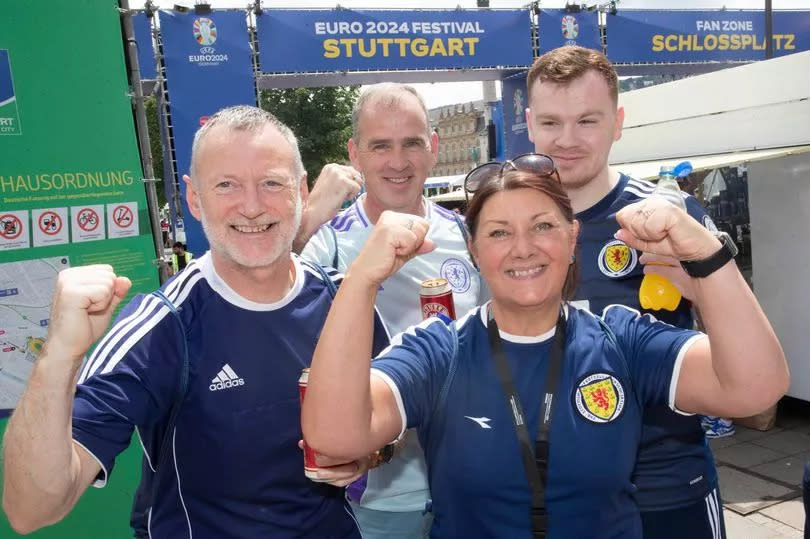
[39, 211, 62, 236]
[112, 205, 133, 228]
[0, 214, 23, 240]
[77, 208, 100, 232]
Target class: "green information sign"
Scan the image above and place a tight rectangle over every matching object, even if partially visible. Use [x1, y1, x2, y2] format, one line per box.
[0, 1, 159, 536]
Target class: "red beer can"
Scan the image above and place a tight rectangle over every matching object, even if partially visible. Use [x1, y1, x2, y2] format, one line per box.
[419, 278, 456, 320]
[298, 368, 325, 482]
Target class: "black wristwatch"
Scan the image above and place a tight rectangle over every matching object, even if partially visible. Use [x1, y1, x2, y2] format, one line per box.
[681, 231, 738, 278]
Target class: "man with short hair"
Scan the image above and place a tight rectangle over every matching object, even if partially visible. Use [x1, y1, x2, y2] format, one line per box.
[300, 83, 485, 538]
[169, 241, 192, 275]
[2, 105, 388, 538]
[524, 45, 727, 538]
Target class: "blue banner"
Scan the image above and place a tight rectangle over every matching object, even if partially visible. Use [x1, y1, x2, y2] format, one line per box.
[133, 12, 156, 80]
[607, 10, 810, 63]
[538, 9, 601, 53]
[160, 9, 256, 255]
[257, 9, 532, 72]
[773, 11, 810, 58]
[500, 72, 534, 159]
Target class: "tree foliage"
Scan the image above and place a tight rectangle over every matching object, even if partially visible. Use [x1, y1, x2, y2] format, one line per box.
[260, 86, 359, 187]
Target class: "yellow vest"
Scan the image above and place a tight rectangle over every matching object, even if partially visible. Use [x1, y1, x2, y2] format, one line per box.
[171, 251, 193, 272]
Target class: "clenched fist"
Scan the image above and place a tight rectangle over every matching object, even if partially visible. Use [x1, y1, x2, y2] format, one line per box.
[46, 265, 131, 364]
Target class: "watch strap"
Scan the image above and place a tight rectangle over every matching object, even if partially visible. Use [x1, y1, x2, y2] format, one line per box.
[681, 232, 737, 278]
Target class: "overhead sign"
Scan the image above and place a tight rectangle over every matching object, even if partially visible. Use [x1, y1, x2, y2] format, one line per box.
[160, 9, 256, 255]
[538, 9, 601, 53]
[257, 9, 533, 72]
[606, 10, 810, 63]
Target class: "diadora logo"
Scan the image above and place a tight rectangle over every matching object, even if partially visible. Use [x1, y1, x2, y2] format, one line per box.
[464, 416, 492, 429]
[209, 363, 245, 392]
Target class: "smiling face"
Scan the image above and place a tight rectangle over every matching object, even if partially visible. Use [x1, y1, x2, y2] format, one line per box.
[185, 123, 306, 273]
[470, 187, 578, 315]
[348, 91, 438, 219]
[526, 70, 624, 191]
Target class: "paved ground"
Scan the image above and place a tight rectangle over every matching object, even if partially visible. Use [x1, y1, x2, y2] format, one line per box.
[713, 399, 808, 538]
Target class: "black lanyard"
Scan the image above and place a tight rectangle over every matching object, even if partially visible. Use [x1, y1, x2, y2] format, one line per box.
[487, 306, 567, 538]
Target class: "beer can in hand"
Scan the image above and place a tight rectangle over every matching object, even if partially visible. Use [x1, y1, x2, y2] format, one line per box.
[298, 368, 326, 482]
[420, 278, 456, 320]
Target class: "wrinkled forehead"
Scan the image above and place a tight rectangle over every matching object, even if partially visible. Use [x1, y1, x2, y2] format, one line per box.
[356, 95, 430, 139]
[195, 124, 298, 178]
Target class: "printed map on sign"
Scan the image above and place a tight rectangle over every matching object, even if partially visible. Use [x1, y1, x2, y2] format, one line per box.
[0, 256, 69, 410]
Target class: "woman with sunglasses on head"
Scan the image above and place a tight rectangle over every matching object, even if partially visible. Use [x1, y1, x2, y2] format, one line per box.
[301, 154, 788, 538]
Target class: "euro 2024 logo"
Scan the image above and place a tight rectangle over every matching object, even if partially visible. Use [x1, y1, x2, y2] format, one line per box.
[193, 18, 217, 46]
[512, 88, 524, 119]
[189, 17, 228, 66]
[561, 15, 579, 46]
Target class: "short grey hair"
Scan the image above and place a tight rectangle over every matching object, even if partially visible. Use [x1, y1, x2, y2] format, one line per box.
[190, 105, 306, 181]
[352, 83, 431, 140]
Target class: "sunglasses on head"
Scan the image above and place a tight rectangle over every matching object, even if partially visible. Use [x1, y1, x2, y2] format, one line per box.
[463, 153, 560, 201]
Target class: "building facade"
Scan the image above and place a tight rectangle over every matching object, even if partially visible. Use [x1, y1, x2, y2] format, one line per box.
[429, 100, 488, 177]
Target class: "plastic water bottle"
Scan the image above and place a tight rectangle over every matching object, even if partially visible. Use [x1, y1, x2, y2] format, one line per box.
[638, 165, 687, 311]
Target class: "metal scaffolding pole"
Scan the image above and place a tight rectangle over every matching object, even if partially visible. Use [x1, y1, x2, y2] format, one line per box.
[119, 0, 169, 283]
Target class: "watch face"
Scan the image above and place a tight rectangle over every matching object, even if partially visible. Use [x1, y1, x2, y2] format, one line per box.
[717, 232, 739, 257]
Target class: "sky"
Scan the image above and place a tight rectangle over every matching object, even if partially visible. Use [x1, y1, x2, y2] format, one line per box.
[142, 0, 808, 109]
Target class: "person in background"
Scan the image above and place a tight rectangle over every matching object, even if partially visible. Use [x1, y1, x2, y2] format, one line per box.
[524, 45, 735, 537]
[298, 83, 485, 538]
[168, 241, 192, 276]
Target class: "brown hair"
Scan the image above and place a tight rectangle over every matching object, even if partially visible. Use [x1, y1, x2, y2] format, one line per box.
[527, 45, 618, 104]
[464, 169, 579, 300]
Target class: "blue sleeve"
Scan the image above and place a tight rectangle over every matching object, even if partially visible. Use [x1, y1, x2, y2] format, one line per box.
[684, 193, 715, 230]
[72, 293, 183, 485]
[370, 318, 457, 430]
[371, 307, 391, 357]
[602, 305, 702, 409]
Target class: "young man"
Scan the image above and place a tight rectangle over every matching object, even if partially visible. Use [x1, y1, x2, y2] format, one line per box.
[300, 83, 485, 538]
[2, 106, 388, 538]
[525, 46, 727, 538]
[168, 241, 193, 275]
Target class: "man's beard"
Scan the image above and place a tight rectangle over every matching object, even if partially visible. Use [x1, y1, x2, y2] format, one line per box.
[199, 194, 303, 269]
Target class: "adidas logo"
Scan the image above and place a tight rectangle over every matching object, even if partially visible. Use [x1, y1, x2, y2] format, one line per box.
[209, 364, 245, 392]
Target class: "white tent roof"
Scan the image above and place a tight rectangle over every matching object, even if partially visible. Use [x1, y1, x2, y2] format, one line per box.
[613, 145, 810, 182]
